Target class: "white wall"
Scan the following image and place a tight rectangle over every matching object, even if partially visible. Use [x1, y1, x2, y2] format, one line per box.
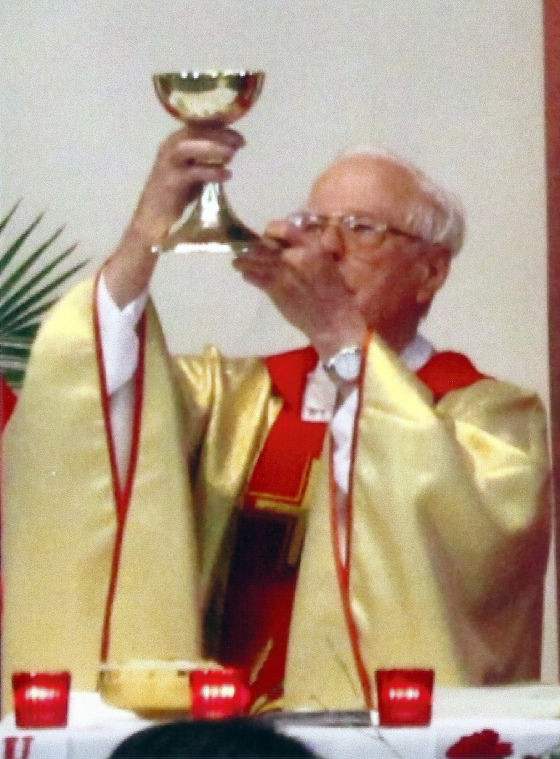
[1, 0, 555, 678]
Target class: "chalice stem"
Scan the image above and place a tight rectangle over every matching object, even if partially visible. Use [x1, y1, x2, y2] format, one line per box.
[199, 182, 236, 229]
[161, 181, 261, 255]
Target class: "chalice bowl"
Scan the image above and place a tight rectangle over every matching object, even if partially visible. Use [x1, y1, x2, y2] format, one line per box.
[153, 70, 265, 255]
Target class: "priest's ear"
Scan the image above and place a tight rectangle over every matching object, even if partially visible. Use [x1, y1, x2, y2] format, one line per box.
[415, 243, 452, 306]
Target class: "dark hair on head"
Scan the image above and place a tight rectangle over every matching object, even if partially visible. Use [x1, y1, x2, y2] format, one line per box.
[108, 718, 320, 759]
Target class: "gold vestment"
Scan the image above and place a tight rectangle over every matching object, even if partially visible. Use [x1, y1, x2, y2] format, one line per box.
[1, 278, 550, 712]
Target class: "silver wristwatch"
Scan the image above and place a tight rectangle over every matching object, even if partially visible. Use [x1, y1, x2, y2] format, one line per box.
[323, 345, 363, 384]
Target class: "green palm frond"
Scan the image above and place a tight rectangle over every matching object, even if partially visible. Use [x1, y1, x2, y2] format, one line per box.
[0, 204, 88, 388]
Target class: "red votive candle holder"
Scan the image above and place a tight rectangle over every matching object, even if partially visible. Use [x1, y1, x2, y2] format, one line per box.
[12, 671, 71, 728]
[375, 668, 434, 727]
[189, 667, 250, 719]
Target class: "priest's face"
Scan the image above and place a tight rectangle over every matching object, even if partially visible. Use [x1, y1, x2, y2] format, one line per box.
[303, 154, 451, 338]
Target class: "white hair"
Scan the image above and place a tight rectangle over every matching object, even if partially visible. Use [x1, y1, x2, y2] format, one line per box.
[339, 146, 465, 255]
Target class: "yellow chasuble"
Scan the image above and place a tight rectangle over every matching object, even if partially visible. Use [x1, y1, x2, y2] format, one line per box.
[1, 278, 550, 713]
[2, 280, 201, 711]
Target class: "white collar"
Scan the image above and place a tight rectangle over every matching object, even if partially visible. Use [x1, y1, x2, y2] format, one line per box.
[301, 334, 434, 422]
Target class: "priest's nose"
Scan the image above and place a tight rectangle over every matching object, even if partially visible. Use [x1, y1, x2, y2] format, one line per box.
[319, 222, 345, 261]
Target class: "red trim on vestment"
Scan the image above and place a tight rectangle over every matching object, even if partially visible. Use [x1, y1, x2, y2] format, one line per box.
[1, 377, 18, 634]
[93, 272, 146, 661]
[329, 329, 374, 709]
[330, 458, 374, 709]
[119, 326, 145, 524]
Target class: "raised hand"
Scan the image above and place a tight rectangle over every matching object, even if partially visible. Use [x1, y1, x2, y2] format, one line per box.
[104, 124, 244, 307]
[233, 218, 367, 360]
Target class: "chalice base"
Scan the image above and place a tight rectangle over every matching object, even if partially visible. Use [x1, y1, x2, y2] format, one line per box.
[159, 182, 261, 257]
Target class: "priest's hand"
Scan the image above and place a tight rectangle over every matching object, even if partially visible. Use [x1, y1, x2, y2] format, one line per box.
[104, 125, 244, 308]
[233, 218, 367, 360]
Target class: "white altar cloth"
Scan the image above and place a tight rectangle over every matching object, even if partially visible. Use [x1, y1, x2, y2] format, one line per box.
[1, 688, 559, 759]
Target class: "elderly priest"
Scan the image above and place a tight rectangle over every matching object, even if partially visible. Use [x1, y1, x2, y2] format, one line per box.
[1, 124, 550, 713]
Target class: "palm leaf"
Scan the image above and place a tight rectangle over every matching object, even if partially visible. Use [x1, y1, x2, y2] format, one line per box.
[1, 249, 83, 321]
[0, 226, 65, 301]
[0, 201, 21, 237]
[0, 242, 79, 314]
[0, 206, 87, 388]
[1, 260, 87, 328]
[0, 305, 53, 334]
[0, 212, 45, 273]
[0, 344, 31, 359]
[0, 244, 78, 324]
[0, 322, 41, 340]
[1, 368, 28, 388]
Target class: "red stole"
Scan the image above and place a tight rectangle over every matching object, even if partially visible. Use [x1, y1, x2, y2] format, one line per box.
[416, 350, 488, 401]
[217, 345, 487, 708]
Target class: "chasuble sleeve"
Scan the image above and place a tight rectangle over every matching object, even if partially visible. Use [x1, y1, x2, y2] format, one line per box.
[347, 336, 550, 684]
[432, 374, 550, 607]
[1, 278, 205, 712]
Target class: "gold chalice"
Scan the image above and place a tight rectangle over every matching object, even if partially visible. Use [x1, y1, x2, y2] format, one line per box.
[153, 70, 265, 255]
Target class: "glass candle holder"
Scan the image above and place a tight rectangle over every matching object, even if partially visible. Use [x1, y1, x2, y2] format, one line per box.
[189, 667, 250, 719]
[12, 671, 71, 728]
[375, 668, 434, 727]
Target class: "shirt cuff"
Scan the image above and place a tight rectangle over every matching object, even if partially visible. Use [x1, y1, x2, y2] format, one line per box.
[96, 271, 149, 394]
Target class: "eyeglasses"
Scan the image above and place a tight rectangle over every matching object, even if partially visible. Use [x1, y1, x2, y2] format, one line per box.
[287, 212, 420, 246]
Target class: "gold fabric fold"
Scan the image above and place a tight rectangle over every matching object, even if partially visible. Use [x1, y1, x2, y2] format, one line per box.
[2, 284, 550, 714]
[172, 348, 279, 608]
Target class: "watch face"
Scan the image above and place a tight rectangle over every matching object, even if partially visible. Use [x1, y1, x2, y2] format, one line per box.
[327, 346, 362, 383]
[336, 351, 361, 381]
